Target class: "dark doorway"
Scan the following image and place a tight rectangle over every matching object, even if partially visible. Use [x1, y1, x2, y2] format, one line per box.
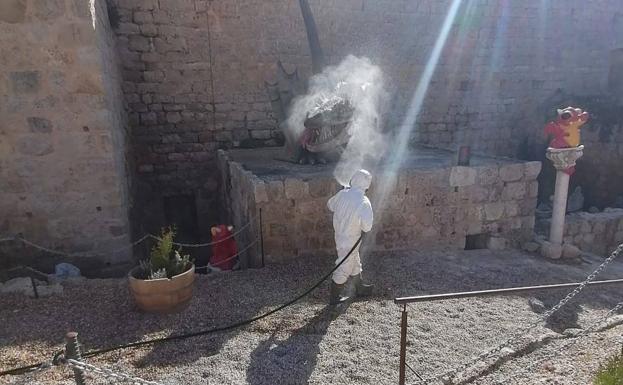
[465, 233, 489, 250]
[163, 195, 199, 244]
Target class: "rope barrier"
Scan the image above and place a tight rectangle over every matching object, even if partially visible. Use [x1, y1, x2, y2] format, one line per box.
[0, 215, 257, 257]
[149, 216, 256, 248]
[194, 238, 259, 270]
[0, 236, 363, 377]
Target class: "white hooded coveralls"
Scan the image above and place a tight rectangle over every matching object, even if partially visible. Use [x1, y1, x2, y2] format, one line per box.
[327, 170, 374, 285]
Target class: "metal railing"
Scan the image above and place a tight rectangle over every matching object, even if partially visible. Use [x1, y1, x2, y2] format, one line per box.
[394, 278, 623, 385]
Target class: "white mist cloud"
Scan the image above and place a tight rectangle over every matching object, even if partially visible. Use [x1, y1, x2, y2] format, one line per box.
[285, 55, 388, 186]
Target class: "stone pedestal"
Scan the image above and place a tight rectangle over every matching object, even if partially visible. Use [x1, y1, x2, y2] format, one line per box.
[542, 146, 584, 259]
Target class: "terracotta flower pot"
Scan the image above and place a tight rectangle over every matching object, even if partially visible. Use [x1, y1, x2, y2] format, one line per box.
[128, 264, 195, 313]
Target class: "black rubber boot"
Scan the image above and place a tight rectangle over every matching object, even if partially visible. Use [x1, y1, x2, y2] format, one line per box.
[352, 274, 374, 297]
[330, 281, 349, 305]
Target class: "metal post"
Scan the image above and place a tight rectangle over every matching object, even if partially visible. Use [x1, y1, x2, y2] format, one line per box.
[30, 276, 39, 299]
[399, 304, 407, 385]
[259, 208, 265, 268]
[65, 332, 86, 385]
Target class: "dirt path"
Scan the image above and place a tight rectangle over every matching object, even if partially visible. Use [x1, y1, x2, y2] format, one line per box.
[1, 248, 622, 385]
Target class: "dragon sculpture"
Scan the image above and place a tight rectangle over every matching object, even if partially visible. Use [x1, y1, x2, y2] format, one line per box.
[265, 0, 354, 164]
[544, 106, 589, 175]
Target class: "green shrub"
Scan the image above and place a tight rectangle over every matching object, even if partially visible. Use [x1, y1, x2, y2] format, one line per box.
[594, 350, 623, 385]
[136, 227, 192, 280]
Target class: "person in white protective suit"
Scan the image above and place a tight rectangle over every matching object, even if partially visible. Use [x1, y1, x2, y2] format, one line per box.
[327, 169, 374, 305]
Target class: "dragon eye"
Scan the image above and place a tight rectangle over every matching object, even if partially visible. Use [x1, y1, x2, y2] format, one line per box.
[561, 112, 572, 120]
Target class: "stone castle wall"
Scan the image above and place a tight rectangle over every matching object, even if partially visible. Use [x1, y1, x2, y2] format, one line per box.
[0, 0, 132, 267]
[2, 0, 621, 264]
[538, 209, 623, 256]
[108, 0, 623, 233]
[219, 148, 541, 263]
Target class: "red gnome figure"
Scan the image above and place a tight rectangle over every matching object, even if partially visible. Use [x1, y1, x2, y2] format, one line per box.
[544, 106, 589, 175]
[208, 225, 238, 271]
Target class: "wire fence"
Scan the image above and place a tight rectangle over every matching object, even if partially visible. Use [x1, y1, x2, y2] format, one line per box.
[397, 242, 623, 385]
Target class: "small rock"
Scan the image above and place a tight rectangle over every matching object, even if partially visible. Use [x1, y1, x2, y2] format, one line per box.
[562, 243, 582, 259]
[37, 284, 63, 297]
[562, 328, 583, 337]
[541, 241, 562, 259]
[54, 263, 81, 279]
[523, 241, 540, 253]
[588, 206, 600, 213]
[529, 298, 547, 314]
[500, 347, 515, 356]
[487, 237, 507, 250]
[566, 186, 583, 213]
[1, 277, 35, 296]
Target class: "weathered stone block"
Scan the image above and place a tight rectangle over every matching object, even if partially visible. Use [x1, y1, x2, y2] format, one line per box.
[138, 164, 154, 173]
[159, 0, 194, 10]
[477, 167, 499, 185]
[16, 137, 53, 156]
[168, 153, 186, 161]
[562, 243, 582, 259]
[266, 180, 285, 201]
[166, 112, 182, 123]
[528, 181, 539, 198]
[143, 70, 164, 82]
[0, 0, 27, 23]
[488, 237, 507, 250]
[215, 131, 233, 141]
[524, 161, 542, 180]
[504, 202, 519, 217]
[252, 180, 268, 203]
[484, 202, 505, 221]
[449, 166, 477, 187]
[140, 112, 157, 125]
[69, 0, 90, 18]
[250, 130, 272, 140]
[470, 186, 489, 203]
[128, 35, 152, 52]
[27, 117, 52, 133]
[123, 0, 158, 10]
[284, 178, 309, 200]
[499, 164, 524, 182]
[133, 11, 153, 24]
[10, 71, 40, 93]
[307, 178, 335, 198]
[502, 182, 526, 201]
[541, 241, 562, 259]
[30, 0, 64, 20]
[140, 24, 158, 37]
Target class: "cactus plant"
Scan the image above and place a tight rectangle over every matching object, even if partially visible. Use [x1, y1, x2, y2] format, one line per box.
[137, 227, 192, 280]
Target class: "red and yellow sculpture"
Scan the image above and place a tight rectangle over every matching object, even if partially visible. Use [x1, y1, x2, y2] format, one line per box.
[544, 106, 589, 175]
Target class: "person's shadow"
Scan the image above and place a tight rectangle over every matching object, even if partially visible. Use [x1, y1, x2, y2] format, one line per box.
[246, 303, 348, 385]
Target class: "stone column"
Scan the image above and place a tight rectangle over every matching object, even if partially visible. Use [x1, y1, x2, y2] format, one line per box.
[541, 146, 584, 259]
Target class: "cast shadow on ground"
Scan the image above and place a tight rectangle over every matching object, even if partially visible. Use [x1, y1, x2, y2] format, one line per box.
[246, 303, 349, 385]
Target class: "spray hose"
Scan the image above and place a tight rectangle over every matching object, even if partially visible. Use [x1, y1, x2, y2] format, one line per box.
[0, 235, 363, 376]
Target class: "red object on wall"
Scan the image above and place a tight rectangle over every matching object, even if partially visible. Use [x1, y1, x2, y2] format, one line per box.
[210, 225, 238, 271]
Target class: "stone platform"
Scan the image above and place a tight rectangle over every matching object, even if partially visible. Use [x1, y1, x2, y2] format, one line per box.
[217, 147, 542, 265]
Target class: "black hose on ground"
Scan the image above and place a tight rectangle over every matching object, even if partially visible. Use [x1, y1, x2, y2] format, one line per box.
[0, 236, 363, 376]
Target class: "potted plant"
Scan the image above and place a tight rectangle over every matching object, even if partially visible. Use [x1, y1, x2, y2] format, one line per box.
[128, 228, 195, 313]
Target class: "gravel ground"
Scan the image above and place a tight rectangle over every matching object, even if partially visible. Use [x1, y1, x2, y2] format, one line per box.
[1, 248, 623, 385]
